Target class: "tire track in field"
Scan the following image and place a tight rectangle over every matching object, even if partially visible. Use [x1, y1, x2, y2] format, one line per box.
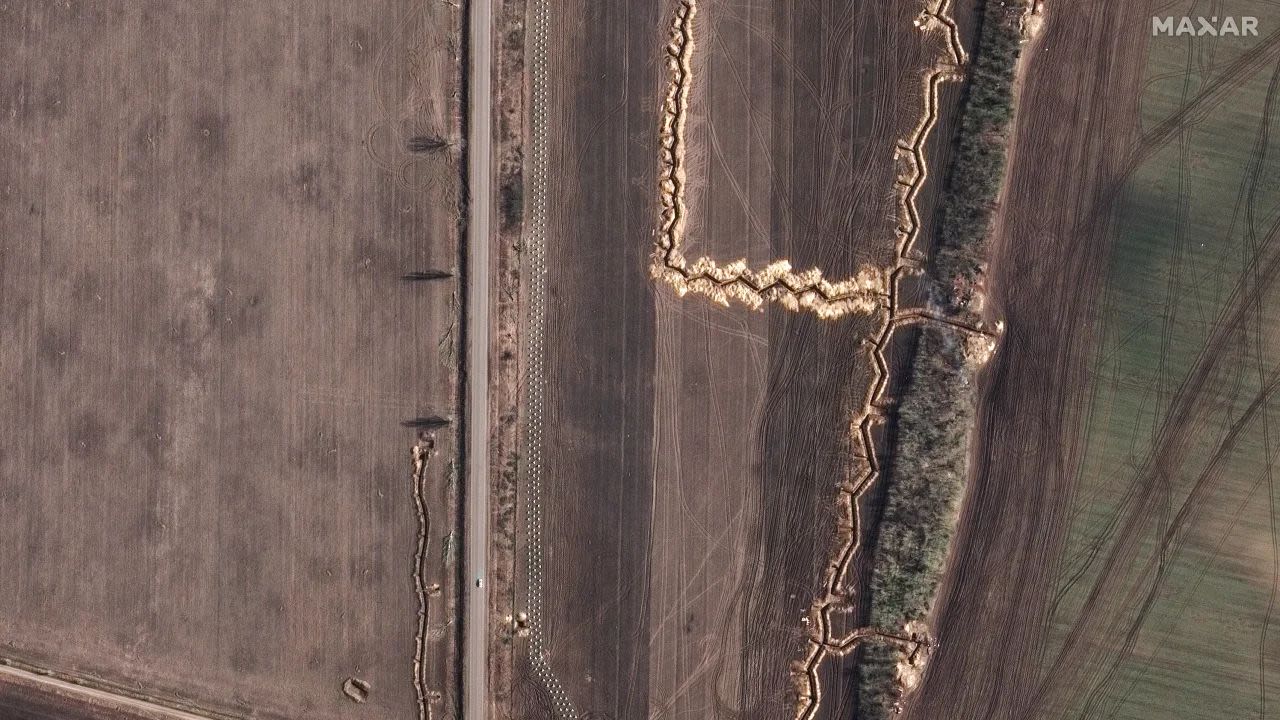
[1042, 13, 1256, 607]
[1071, 304, 1257, 716]
[1021, 34, 1280, 712]
[1097, 464, 1273, 716]
[1076, 53, 1280, 720]
[1245, 61, 1280, 720]
[1070, 333, 1269, 714]
[653, 2, 1001, 717]
[1081, 49, 1280, 719]
[1135, 27, 1202, 599]
[1043, 18, 1218, 623]
[1076, 371, 1280, 718]
[1115, 24, 1280, 190]
[1149, 31, 1198, 451]
[0, 658, 232, 720]
[1028, 195, 1280, 717]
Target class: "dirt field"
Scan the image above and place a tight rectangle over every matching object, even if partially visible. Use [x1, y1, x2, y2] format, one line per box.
[895, 3, 1160, 718]
[510, 0, 969, 718]
[0, 2, 462, 718]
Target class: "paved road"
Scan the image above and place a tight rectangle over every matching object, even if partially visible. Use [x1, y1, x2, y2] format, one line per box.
[464, 0, 492, 715]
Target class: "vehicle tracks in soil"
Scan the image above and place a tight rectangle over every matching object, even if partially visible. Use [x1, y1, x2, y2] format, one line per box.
[1027, 138, 1280, 716]
[1064, 54, 1280, 720]
[648, 1, 1006, 717]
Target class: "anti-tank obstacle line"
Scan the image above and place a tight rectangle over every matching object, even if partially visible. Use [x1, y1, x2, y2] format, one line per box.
[523, 0, 578, 717]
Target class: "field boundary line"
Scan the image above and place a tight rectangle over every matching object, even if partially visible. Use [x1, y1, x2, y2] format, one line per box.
[521, 0, 578, 717]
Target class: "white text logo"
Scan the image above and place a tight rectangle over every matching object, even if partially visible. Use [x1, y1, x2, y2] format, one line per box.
[1153, 16, 1259, 36]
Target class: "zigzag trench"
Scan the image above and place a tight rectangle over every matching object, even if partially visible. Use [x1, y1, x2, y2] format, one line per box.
[650, 1, 997, 717]
[410, 438, 434, 720]
[653, 0, 885, 319]
[792, 4, 992, 716]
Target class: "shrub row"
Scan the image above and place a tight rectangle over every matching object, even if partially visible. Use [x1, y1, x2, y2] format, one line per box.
[858, 326, 978, 718]
[858, 3, 1029, 717]
[931, 2, 1028, 312]
[867, 327, 976, 628]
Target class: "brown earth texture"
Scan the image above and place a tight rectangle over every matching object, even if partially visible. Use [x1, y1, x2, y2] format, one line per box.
[0, 2, 464, 718]
[506, 0, 977, 718]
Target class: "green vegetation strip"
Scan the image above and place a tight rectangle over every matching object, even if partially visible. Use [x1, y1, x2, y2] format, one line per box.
[859, 325, 978, 718]
[932, 1, 1027, 314]
[868, 328, 976, 627]
[859, 2, 1029, 717]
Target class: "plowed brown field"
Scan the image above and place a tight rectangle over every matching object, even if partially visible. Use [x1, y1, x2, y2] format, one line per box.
[898, 3, 1155, 718]
[509, 0, 971, 718]
[0, 2, 463, 718]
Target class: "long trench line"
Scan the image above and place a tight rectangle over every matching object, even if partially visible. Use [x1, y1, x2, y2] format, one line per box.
[651, 0, 998, 717]
[649, 0, 986, 714]
[410, 438, 433, 720]
[654, 0, 885, 320]
[780, 3, 983, 717]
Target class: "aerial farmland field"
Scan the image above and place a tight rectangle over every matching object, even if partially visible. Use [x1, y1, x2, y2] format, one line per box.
[0, 2, 464, 718]
[11, 1, 1280, 720]
[1039, 3, 1280, 717]
[496, 0, 980, 718]
[904, 2, 1280, 720]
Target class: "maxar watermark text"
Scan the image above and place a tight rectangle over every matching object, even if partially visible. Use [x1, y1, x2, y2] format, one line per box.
[1153, 16, 1259, 37]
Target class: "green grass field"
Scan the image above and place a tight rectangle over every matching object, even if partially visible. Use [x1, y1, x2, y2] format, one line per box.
[1042, 5, 1280, 718]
